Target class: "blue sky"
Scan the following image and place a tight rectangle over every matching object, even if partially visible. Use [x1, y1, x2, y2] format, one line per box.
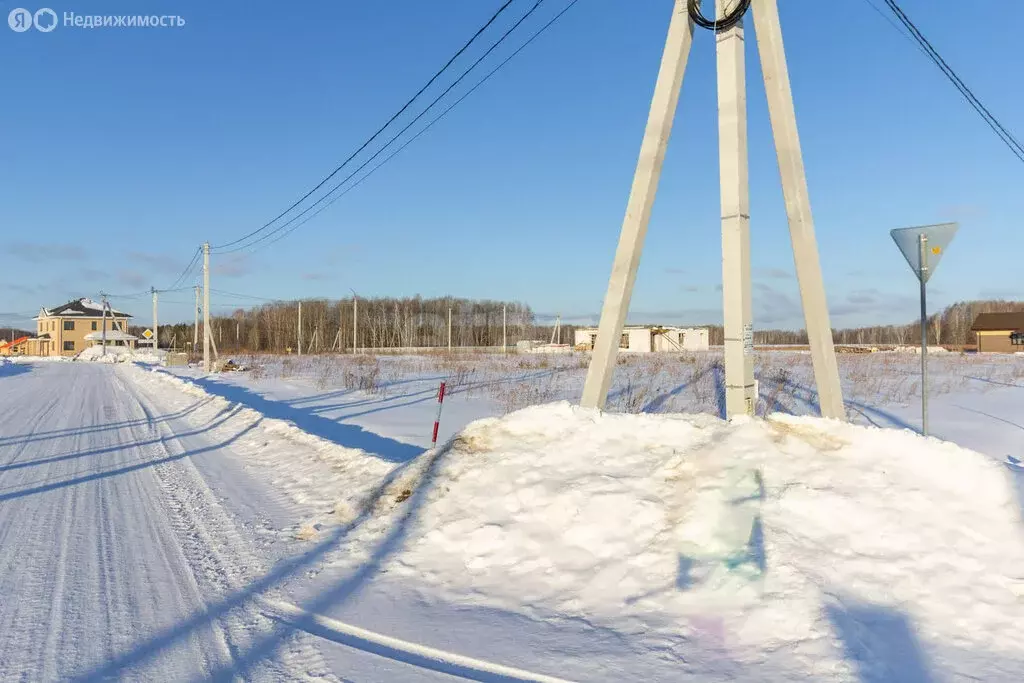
[2, 0, 1021, 329]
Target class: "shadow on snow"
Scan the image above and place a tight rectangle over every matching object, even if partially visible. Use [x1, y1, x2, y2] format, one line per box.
[180, 372, 425, 464]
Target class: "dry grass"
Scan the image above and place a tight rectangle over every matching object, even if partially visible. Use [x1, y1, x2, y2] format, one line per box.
[225, 350, 1023, 425]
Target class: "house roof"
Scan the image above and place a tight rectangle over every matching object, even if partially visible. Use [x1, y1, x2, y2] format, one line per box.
[0, 336, 29, 351]
[970, 312, 1024, 332]
[37, 298, 132, 319]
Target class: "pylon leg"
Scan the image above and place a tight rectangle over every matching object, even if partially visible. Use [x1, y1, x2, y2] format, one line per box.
[581, 0, 695, 410]
[717, 0, 756, 418]
[751, 0, 844, 419]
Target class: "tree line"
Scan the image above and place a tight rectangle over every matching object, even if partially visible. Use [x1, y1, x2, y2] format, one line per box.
[136, 297, 1020, 353]
[140, 296, 576, 354]
[744, 299, 1024, 347]
[2, 327, 33, 343]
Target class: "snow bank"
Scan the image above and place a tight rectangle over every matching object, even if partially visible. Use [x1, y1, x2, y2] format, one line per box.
[74, 346, 164, 364]
[6, 355, 71, 364]
[124, 365, 399, 530]
[360, 403, 1024, 676]
[121, 363, 1024, 677]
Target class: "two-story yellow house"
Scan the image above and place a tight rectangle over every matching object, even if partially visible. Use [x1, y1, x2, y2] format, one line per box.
[33, 298, 135, 357]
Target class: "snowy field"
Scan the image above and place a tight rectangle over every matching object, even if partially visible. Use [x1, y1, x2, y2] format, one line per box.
[1, 350, 1023, 681]
[202, 349, 1024, 459]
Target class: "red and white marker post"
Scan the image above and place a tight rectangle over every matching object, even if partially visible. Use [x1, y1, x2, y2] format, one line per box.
[431, 381, 447, 447]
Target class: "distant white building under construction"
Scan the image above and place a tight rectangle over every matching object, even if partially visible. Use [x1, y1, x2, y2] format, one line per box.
[574, 325, 709, 353]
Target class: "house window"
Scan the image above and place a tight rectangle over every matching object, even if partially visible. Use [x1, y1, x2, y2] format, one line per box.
[91, 321, 97, 331]
[63, 341, 75, 351]
[620, 333, 630, 349]
[111, 321, 119, 331]
[63, 321, 74, 331]
[1012, 332, 1024, 346]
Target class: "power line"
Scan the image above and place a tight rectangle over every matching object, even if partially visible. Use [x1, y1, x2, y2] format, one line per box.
[167, 246, 203, 290]
[209, 288, 283, 302]
[218, 0, 549, 255]
[222, 0, 576, 255]
[247, 0, 581, 255]
[881, 0, 1024, 164]
[857, 0, 921, 50]
[101, 291, 150, 300]
[212, 0, 520, 252]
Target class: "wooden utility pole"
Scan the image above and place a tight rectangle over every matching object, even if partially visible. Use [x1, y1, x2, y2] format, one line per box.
[448, 307, 452, 353]
[100, 293, 109, 356]
[503, 304, 507, 353]
[203, 242, 211, 372]
[298, 301, 303, 357]
[151, 287, 159, 352]
[352, 294, 358, 354]
[193, 285, 200, 349]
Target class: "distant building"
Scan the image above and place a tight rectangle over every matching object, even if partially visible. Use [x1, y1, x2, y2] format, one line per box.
[0, 336, 31, 356]
[31, 298, 136, 357]
[573, 325, 710, 353]
[970, 312, 1024, 353]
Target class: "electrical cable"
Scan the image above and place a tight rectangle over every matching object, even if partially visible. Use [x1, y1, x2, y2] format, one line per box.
[212, 0, 520, 252]
[216, 0, 549, 255]
[102, 291, 150, 300]
[209, 289, 282, 302]
[857, 0, 925, 54]
[167, 247, 203, 290]
[687, 0, 751, 32]
[221, 0, 577, 255]
[881, 0, 1024, 164]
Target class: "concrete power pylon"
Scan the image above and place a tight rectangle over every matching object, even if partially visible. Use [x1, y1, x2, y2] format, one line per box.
[581, 0, 844, 420]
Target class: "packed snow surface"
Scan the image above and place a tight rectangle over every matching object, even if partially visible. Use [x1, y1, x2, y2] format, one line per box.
[3, 355, 1024, 681]
[0, 363, 335, 680]
[339, 402, 1024, 679]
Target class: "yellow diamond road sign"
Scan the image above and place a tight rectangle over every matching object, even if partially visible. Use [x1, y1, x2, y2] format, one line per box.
[142, 329, 153, 339]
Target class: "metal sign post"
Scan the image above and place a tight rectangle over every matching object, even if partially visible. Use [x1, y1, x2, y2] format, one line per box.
[890, 222, 958, 437]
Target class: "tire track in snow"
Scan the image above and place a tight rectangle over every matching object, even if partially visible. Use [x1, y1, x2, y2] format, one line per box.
[0, 363, 335, 680]
[119, 366, 339, 681]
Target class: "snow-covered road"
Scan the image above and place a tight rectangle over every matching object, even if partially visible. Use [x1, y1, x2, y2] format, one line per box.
[0, 363, 334, 681]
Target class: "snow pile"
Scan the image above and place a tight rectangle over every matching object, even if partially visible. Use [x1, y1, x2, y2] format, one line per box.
[74, 346, 165, 364]
[74, 345, 136, 362]
[357, 403, 1024, 677]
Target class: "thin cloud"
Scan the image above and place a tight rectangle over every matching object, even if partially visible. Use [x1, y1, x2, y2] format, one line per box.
[846, 289, 881, 305]
[978, 288, 1020, 300]
[126, 251, 183, 274]
[301, 272, 329, 282]
[213, 254, 250, 278]
[754, 267, 792, 280]
[753, 283, 802, 325]
[9, 243, 86, 263]
[118, 271, 147, 288]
